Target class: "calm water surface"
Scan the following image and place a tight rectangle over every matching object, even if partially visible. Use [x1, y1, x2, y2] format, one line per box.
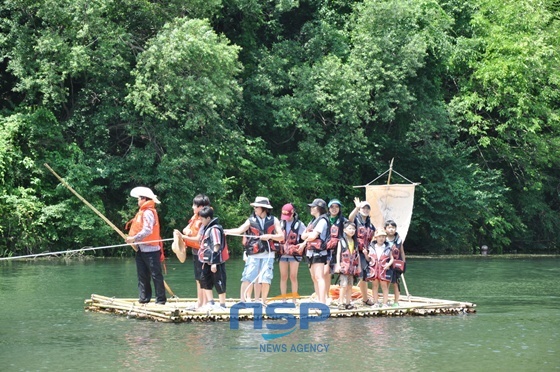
[1, 256, 558, 371]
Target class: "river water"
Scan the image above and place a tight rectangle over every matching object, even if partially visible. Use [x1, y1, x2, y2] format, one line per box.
[1, 256, 558, 371]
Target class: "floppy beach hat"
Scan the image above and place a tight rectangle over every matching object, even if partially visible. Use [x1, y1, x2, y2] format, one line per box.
[171, 230, 186, 263]
[130, 186, 161, 204]
[250, 196, 273, 209]
[281, 203, 294, 220]
[308, 198, 327, 209]
[374, 229, 387, 237]
[328, 199, 342, 208]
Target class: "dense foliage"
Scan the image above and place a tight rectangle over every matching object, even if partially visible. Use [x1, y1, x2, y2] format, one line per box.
[1, 0, 558, 257]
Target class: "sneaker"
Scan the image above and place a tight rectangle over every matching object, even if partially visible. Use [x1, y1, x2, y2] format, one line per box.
[345, 304, 356, 310]
[338, 304, 346, 310]
[212, 303, 227, 312]
[197, 303, 213, 312]
[372, 303, 381, 309]
[392, 302, 400, 308]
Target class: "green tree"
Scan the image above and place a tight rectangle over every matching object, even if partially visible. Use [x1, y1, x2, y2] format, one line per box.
[126, 17, 243, 235]
[448, 0, 560, 251]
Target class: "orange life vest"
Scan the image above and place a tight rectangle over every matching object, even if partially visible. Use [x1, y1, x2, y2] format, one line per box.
[184, 214, 203, 249]
[127, 200, 163, 261]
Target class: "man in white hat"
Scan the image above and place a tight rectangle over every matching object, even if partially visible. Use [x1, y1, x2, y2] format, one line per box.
[126, 186, 166, 305]
[224, 197, 284, 304]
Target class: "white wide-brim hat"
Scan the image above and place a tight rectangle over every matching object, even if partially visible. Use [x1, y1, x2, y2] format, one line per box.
[130, 186, 161, 204]
[250, 196, 273, 209]
[172, 230, 186, 263]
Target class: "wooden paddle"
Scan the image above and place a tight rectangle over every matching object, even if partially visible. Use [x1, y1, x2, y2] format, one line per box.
[44, 163, 176, 297]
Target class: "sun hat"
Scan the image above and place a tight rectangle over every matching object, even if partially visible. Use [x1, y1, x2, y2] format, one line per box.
[308, 198, 327, 209]
[130, 186, 161, 204]
[374, 229, 387, 237]
[281, 203, 294, 220]
[250, 196, 273, 209]
[328, 199, 343, 208]
[171, 230, 186, 263]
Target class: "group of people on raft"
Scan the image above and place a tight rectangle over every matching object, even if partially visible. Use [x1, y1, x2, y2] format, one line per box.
[124, 187, 406, 312]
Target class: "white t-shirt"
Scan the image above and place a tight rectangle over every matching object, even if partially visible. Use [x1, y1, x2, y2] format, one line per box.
[313, 218, 329, 241]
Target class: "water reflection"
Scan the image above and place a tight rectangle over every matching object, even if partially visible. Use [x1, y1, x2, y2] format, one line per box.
[1, 257, 559, 371]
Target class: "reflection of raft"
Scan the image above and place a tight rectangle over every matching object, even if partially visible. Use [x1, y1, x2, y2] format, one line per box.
[84, 286, 476, 323]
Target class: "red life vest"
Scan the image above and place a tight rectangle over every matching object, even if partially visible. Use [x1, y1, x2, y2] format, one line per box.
[355, 215, 375, 251]
[389, 234, 405, 272]
[244, 214, 276, 255]
[198, 218, 228, 264]
[326, 215, 345, 250]
[281, 219, 303, 256]
[306, 214, 330, 252]
[365, 242, 391, 282]
[338, 238, 360, 276]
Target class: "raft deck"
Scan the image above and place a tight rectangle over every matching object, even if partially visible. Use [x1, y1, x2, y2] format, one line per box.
[84, 292, 476, 323]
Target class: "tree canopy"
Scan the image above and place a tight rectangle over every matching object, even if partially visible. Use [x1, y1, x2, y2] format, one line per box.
[1, 0, 558, 257]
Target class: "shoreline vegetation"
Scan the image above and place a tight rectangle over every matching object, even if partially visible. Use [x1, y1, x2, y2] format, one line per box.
[2, 254, 559, 263]
[1, 0, 559, 257]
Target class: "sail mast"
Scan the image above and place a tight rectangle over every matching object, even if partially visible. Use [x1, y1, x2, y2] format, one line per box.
[387, 158, 394, 185]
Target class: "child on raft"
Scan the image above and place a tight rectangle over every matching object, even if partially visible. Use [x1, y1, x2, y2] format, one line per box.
[385, 219, 406, 307]
[365, 229, 394, 307]
[334, 221, 360, 310]
[197, 206, 228, 311]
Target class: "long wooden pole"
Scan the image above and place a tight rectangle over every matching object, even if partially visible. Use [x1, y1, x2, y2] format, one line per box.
[44, 163, 136, 251]
[44, 163, 176, 297]
[386, 158, 411, 300]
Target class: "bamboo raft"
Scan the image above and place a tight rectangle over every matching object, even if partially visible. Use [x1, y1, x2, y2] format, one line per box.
[84, 289, 476, 323]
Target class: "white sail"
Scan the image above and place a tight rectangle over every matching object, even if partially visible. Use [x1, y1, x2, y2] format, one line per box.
[365, 184, 416, 242]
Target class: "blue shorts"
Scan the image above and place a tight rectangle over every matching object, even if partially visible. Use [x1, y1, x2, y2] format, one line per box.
[241, 256, 274, 284]
[279, 256, 299, 263]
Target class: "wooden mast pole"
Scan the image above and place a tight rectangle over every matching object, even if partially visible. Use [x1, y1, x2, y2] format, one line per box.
[386, 158, 411, 301]
[387, 158, 394, 186]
